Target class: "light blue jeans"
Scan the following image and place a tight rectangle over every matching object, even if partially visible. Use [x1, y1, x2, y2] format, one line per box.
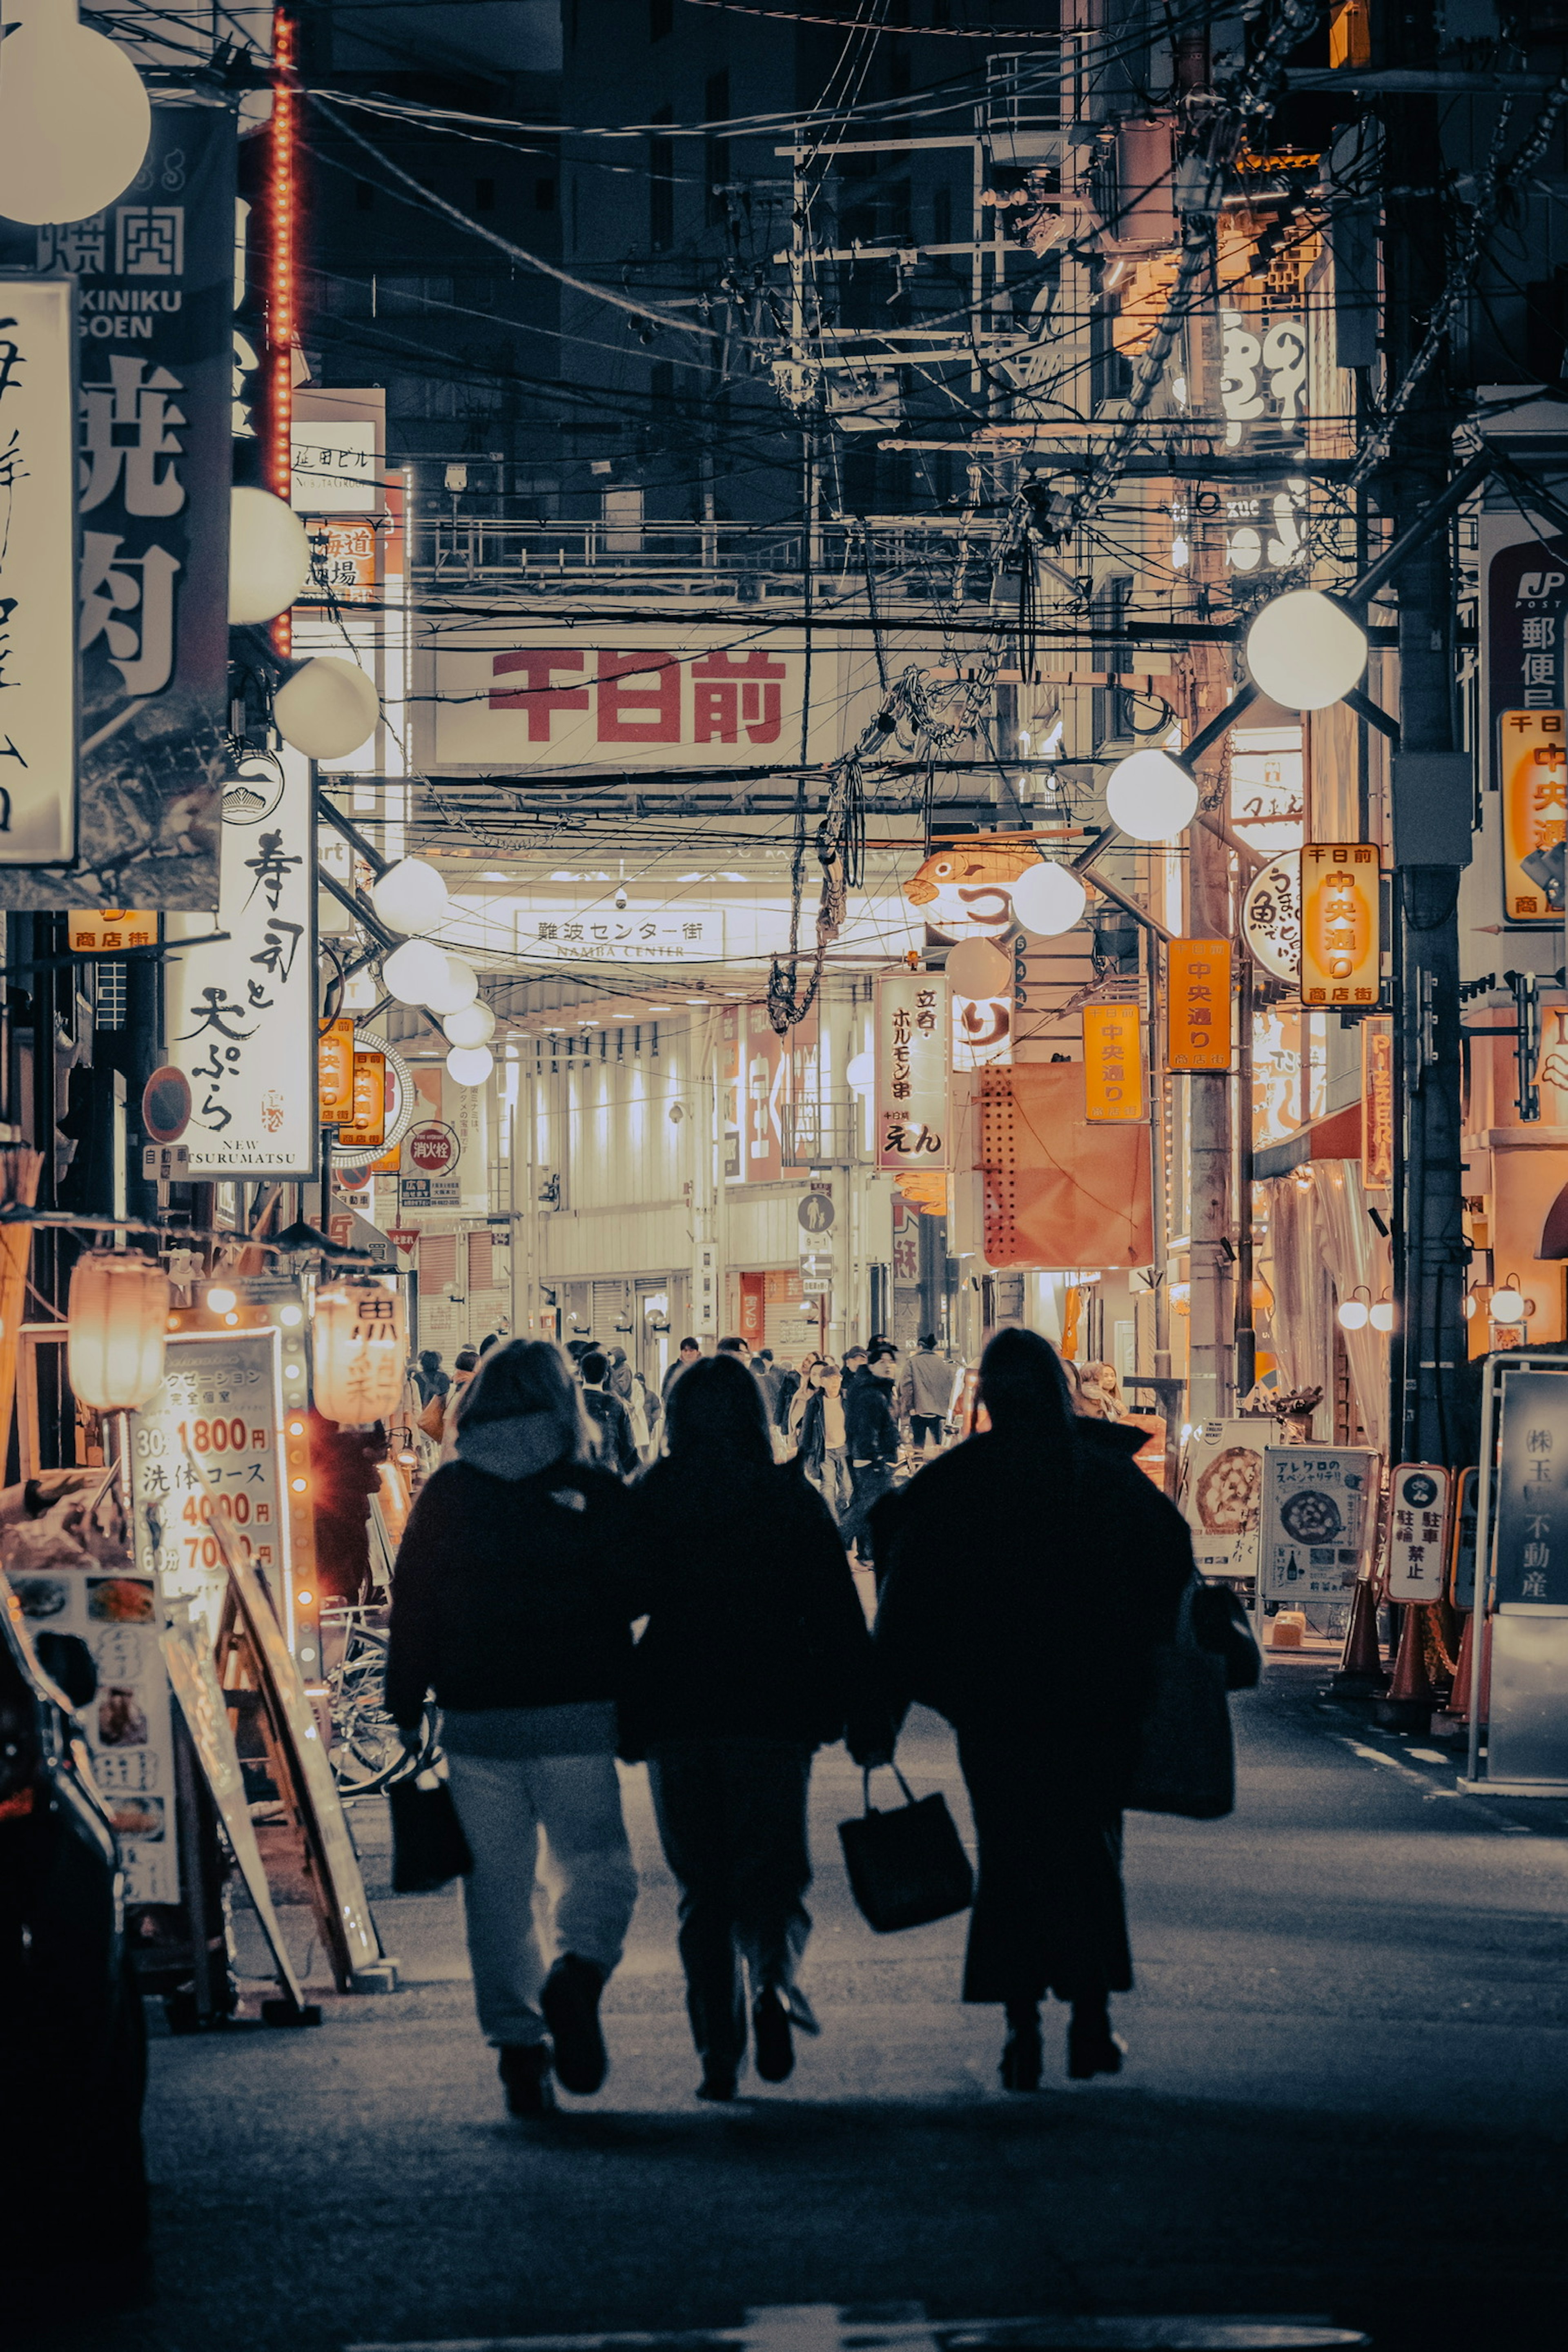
[444, 1750, 638, 2046]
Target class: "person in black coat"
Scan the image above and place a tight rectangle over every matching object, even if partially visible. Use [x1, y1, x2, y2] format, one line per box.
[626, 1354, 889, 2101]
[840, 1346, 902, 1564]
[579, 1348, 638, 1477]
[385, 1340, 643, 2117]
[871, 1326, 1193, 2090]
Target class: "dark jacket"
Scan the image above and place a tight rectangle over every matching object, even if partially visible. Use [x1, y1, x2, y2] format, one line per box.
[872, 1418, 1193, 1807]
[845, 1369, 900, 1467]
[384, 1457, 641, 1728]
[582, 1385, 638, 1476]
[622, 1453, 886, 1758]
[774, 1365, 801, 1430]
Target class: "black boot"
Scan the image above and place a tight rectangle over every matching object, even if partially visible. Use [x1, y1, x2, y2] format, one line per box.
[540, 1953, 608, 2095]
[497, 2043, 555, 2117]
[1000, 2000, 1042, 2092]
[1066, 1996, 1126, 2081]
[752, 1987, 795, 2082]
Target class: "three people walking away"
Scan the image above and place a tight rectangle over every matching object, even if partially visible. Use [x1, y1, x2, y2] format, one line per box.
[873, 1328, 1193, 2089]
[626, 1354, 888, 2101]
[385, 1341, 642, 2117]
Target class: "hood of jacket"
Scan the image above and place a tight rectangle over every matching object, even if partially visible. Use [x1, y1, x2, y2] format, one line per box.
[456, 1411, 574, 1482]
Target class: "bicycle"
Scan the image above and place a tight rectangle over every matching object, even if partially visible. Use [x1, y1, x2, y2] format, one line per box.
[321, 1608, 437, 1798]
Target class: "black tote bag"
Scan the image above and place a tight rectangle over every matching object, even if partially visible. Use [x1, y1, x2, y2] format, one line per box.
[838, 1762, 974, 1933]
[1127, 1581, 1236, 1821]
[388, 1763, 474, 1893]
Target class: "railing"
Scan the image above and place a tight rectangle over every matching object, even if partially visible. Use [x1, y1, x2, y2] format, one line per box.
[414, 515, 1010, 596]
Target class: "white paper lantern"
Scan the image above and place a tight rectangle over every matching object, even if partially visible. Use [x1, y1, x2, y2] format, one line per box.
[422, 955, 479, 1016]
[442, 1000, 496, 1047]
[0, 2, 151, 227]
[947, 937, 1013, 998]
[229, 488, 312, 625]
[67, 1252, 170, 1412]
[1105, 748, 1199, 842]
[371, 857, 450, 938]
[844, 1051, 874, 1093]
[1245, 588, 1368, 711]
[311, 1281, 406, 1425]
[446, 1044, 494, 1087]
[274, 658, 381, 760]
[382, 938, 450, 1006]
[1011, 859, 1087, 937]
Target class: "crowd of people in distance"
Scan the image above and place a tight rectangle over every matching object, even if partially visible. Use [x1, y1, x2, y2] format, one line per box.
[383, 1322, 1190, 2117]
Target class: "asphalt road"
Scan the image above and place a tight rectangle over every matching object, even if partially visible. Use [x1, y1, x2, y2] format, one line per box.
[25, 1668, 1568, 2352]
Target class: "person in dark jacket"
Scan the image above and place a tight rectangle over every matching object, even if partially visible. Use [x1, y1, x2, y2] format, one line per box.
[579, 1348, 638, 1477]
[872, 1327, 1194, 2091]
[385, 1340, 643, 2116]
[662, 1336, 701, 1406]
[626, 1354, 889, 2102]
[840, 1344, 902, 1564]
[307, 1410, 388, 1604]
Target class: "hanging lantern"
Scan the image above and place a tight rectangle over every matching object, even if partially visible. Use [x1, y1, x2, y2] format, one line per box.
[1105, 748, 1198, 841]
[422, 955, 479, 1017]
[229, 487, 312, 625]
[1011, 858, 1087, 937]
[442, 999, 496, 1048]
[312, 1281, 407, 1425]
[372, 857, 450, 938]
[274, 657, 381, 760]
[67, 1252, 171, 1412]
[1245, 588, 1368, 712]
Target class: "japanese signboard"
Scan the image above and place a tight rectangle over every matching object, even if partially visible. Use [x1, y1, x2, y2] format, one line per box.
[165, 744, 315, 1176]
[3, 1543, 178, 1904]
[1487, 532, 1568, 716]
[423, 627, 843, 771]
[1497, 709, 1565, 924]
[1257, 1446, 1376, 1604]
[1229, 724, 1305, 860]
[517, 902, 724, 964]
[1241, 852, 1301, 983]
[1082, 1001, 1145, 1120]
[1494, 1366, 1568, 1608]
[68, 908, 156, 953]
[1387, 1463, 1452, 1603]
[336, 1050, 386, 1153]
[724, 1000, 821, 1182]
[1167, 938, 1232, 1072]
[1362, 1017, 1394, 1189]
[318, 1015, 356, 1125]
[875, 971, 950, 1170]
[953, 989, 1013, 1071]
[0, 277, 79, 866]
[291, 415, 376, 512]
[402, 1120, 460, 1210]
[1217, 307, 1308, 451]
[1179, 1419, 1271, 1579]
[692, 1239, 719, 1336]
[1300, 843, 1381, 1008]
[0, 103, 236, 910]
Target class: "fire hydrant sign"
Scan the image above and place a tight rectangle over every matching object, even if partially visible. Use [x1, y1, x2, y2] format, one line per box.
[1258, 1446, 1377, 1603]
[1387, 1463, 1452, 1601]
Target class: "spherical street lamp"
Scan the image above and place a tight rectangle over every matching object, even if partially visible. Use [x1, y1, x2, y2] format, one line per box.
[947, 937, 1012, 997]
[1245, 588, 1368, 711]
[422, 956, 479, 1017]
[1490, 1279, 1527, 1325]
[229, 488, 312, 625]
[442, 1000, 496, 1048]
[446, 1045, 494, 1087]
[382, 938, 450, 1006]
[1011, 858, 1087, 937]
[371, 858, 450, 938]
[273, 658, 381, 761]
[1105, 748, 1198, 841]
[0, 0, 151, 226]
[1336, 1286, 1370, 1331]
[844, 1050, 874, 1093]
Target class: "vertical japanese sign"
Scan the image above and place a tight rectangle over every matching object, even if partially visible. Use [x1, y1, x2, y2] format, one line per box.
[0, 278, 78, 863]
[1487, 534, 1568, 717]
[1082, 1001, 1145, 1120]
[1167, 938, 1232, 1071]
[1300, 843, 1381, 1007]
[0, 104, 236, 909]
[723, 1001, 822, 1182]
[876, 971, 950, 1170]
[1494, 1367, 1568, 1607]
[165, 744, 317, 1176]
[1361, 1017, 1393, 1189]
[1387, 1463, 1451, 1602]
[1496, 710, 1566, 925]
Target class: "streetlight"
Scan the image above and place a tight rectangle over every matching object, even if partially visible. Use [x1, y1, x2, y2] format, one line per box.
[383, 938, 450, 1006]
[1337, 1285, 1371, 1330]
[1011, 858, 1087, 936]
[446, 1045, 494, 1087]
[229, 488, 312, 624]
[0, 0, 151, 225]
[422, 956, 479, 1017]
[1105, 748, 1198, 841]
[274, 658, 381, 760]
[372, 858, 450, 937]
[443, 1000, 497, 1048]
[1245, 588, 1368, 711]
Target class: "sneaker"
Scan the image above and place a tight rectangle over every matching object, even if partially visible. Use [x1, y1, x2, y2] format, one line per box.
[540, 1953, 608, 2095]
[497, 2043, 555, 2117]
[752, 1987, 794, 2083]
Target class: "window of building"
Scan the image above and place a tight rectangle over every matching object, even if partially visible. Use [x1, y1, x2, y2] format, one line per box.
[649, 106, 674, 250]
[704, 69, 729, 228]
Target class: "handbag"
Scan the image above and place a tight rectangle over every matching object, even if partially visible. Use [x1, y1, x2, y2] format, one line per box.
[1190, 1581, 1262, 1690]
[417, 1395, 444, 1440]
[1127, 1579, 1236, 1820]
[388, 1761, 473, 1892]
[837, 1761, 974, 1933]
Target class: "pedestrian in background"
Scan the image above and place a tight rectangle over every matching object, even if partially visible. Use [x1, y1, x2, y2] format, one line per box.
[796, 1358, 852, 1519]
[773, 1355, 801, 1443]
[873, 1327, 1193, 2090]
[716, 1334, 750, 1363]
[625, 1354, 888, 2101]
[662, 1336, 700, 1408]
[1081, 1361, 1125, 1419]
[906, 1333, 955, 1457]
[840, 1341, 902, 1568]
[385, 1340, 642, 2117]
[413, 1349, 448, 1410]
[579, 1348, 639, 1478]
[437, 1348, 480, 1466]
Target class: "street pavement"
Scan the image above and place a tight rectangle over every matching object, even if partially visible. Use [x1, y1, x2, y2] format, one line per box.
[26, 1669, 1568, 2352]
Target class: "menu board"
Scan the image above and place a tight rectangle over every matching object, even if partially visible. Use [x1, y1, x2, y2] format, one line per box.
[1258, 1446, 1378, 1605]
[1179, 1420, 1272, 1578]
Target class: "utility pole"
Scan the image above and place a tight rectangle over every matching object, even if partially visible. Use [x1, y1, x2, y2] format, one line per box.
[1381, 0, 1472, 1469]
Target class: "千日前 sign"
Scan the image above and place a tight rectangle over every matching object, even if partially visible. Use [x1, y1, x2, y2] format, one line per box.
[0, 278, 79, 864]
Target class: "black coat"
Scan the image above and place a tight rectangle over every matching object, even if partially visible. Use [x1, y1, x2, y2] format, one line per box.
[845, 1369, 900, 1466]
[622, 1452, 886, 1758]
[871, 1419, 1193, 1809]
[384, 1458, 641, 1728]
[583, 1386, 638, 1476]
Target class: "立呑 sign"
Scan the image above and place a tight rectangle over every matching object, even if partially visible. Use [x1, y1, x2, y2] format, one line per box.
[0, 277, 79, 866]
[1082, 1001, 1145, 1120]
[875, 971, 950, 1170]
[1167, 938, 1232, 1072]
[1496, 709, 1566, 925]
[1299, 843, 1381, 1009]
[1387, 1463, 1451, 1603]
[1257, 1446, 1376, 1604]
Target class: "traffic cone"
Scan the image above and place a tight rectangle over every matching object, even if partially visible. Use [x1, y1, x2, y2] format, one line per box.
[1332, 1573, 1389, 1694]
[1373, 1602, 1436, 1733]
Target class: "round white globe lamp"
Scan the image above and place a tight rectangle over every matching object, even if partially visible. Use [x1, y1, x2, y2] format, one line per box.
[443, 1000, 496, 1049]
[1490, 1281, 1526, 1325]
[0, 1, 152, 226]
[371, 857, 450, 938]
[446, 1045, 494, 1087]
[947, 937, 1013, 998]
[1336, 1287, 1370, 1331]
[1245, 588, 1368, 711]
[229, 488, 311, 625]
[421, 955, 479, 1017]
[1105, 748, 1198, 841]
[1011, 859, 1087, 937]
[274, 658, 381, 760]
[844, 1050, 874, 1093]
[382, 938, 450, 1006]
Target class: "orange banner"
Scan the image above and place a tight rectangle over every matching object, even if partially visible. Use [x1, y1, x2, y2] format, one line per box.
[318, 1017, 356, 1125]
[1497, 709, 1566, 926]
[1167, 938, 1232, 1071]
[67, 909, 156, 953]
[336, 1051, 386, 1152]
[1301, 842, 1381, 1008]
[1082, 1002, 1146, 1121]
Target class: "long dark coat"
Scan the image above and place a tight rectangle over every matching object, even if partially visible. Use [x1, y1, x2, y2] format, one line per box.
[871, 1417, 1194, 2003]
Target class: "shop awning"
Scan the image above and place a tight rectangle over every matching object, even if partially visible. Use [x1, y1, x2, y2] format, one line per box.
[1254, 1101, 1362, 1183]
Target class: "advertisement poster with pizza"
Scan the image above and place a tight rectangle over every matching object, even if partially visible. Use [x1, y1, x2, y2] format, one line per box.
[1258, 1447, 1379, 1616]
[1178, 1421, 1273, 1579]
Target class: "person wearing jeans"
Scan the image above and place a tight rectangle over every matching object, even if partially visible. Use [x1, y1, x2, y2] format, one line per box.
[386, 1340, 644, 2116]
